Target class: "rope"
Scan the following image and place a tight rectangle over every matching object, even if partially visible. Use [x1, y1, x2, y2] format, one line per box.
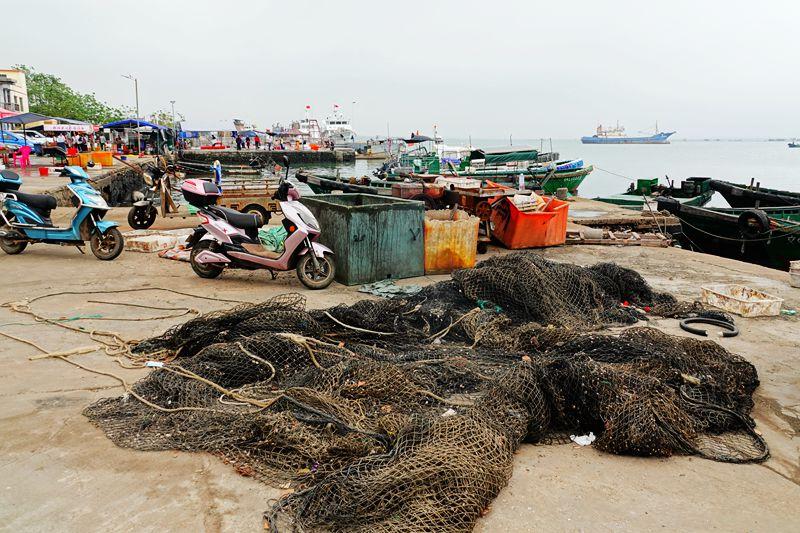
[323, 311, 397, 336]
[677, 216, 800, 243]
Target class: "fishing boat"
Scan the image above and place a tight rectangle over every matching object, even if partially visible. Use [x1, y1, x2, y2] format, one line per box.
[594, 177, 713, 209]
[581, 122, 675, 144]
[656, 197, 800, 271]
[708, 180, 800, 208]
[376, 144, 592, 194]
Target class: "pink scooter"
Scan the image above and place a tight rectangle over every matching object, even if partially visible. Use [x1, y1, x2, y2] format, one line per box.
[180, 160, 335, 289]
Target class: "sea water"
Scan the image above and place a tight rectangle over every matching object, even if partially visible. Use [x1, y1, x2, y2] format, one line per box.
[298, 139, 799, 208]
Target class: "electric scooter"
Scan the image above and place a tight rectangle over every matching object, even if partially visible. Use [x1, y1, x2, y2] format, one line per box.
[181, 157, 335, 289]
[0, 167, 124, 260]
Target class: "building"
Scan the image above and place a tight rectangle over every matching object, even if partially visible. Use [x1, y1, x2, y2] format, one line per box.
[0, 69, 29, 113]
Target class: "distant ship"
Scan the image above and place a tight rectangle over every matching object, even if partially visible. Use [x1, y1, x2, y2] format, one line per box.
[581, 122, 675, 144]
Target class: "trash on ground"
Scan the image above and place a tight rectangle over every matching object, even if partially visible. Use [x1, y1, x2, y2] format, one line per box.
[701, 284, 784, 317]
[570, 432, 596, 446]
[359, 279, 423, 297]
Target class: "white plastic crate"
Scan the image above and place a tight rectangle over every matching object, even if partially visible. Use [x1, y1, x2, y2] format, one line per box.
[701, 284, 784, 317]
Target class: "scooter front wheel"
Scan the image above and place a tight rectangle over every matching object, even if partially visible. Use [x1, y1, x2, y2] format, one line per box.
[128, 205, 157, 230]
[90, 227, 124, 260]
[296, 253, 335, 290]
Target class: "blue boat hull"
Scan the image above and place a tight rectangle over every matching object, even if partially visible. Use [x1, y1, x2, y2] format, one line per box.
[581, 132, 675, 144]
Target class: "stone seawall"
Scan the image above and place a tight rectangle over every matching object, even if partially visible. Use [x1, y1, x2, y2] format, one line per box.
[178, 148, 355, 166]
[46, 163, 154, 207]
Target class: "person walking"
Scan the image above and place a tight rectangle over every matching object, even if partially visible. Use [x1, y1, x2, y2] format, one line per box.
[254, 135, 261, 149]
[245, 136, 251, 149]
[235, 135, 243, 151]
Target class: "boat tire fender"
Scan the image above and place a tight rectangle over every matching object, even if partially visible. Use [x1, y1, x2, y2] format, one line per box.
[737, 210, 770, 238]
[680, 317, 739, 338]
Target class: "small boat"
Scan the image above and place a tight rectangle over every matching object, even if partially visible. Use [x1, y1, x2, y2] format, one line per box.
[656, 197, 800, 271]
[708, 180, 800, 208]
[594, 177, 713, 209]
[789, 141, 799, 148]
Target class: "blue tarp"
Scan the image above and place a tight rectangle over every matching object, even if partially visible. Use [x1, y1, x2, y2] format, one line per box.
[101, 119, 169, 130]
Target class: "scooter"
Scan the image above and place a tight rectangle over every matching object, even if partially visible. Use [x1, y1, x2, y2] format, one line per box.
[0, 166, 124, 260]
[181, 157, 335, 289]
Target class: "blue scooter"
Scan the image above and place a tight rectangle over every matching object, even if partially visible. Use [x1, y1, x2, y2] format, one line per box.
[0, 166, 124, 260]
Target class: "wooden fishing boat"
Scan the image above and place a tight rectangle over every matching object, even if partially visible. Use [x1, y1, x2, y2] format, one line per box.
[709, 179, 800, 208]
[656, 197, 800, 271]
[594, 177, 713, 209]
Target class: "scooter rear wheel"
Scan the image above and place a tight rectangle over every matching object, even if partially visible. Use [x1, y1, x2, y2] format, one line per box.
[190, 240, 224, 279]
[1, 213, 28, 255]
[296, 253, 335, 289]
[91, 227, 124, 260]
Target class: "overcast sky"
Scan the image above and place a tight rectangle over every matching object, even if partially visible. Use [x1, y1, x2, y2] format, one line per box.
[6, 0, 799, 138]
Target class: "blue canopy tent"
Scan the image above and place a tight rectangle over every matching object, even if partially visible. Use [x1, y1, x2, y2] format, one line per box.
[102, 119, 173, 154]
[101, 119, 168, 130]
[0, 112, 56, 155]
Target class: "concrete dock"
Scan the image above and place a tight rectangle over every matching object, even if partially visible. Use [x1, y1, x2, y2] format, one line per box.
[0, 216, 798, 531]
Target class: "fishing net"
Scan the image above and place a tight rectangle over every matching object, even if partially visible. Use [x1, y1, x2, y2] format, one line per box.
[83, 251, 767, 532]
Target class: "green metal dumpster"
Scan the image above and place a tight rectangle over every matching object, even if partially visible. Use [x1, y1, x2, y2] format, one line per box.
[300, 194, 424, 285]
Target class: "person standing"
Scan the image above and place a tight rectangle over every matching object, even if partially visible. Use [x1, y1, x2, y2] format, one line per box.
[56, 133, 67, 151]
[235, 135, 243, 151]
[245, 136, 251, 149]
[254, 135, 261, 149]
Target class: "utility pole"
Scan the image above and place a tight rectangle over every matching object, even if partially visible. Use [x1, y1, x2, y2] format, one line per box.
[122, 74, 141, 153]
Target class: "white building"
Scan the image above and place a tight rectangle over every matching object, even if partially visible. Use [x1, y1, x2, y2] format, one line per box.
[0, 69, 29, 113]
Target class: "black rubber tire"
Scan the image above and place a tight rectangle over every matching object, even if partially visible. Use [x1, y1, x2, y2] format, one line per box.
[737, 209, 770, 238]
[679, 317, 739, 338]
[1, 212, 27, 254]
[190, 240, 224, 279]
[296, 253, 335, 289]
[242, 204, 270, 225]
[0, 235, 27, 254]
[127, 205, 158, 230]
[90, 227, 124, 260]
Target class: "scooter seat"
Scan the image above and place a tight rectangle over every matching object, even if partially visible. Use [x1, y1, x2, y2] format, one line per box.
[210, 206, 260, 230]
[13, 191, 58, 212]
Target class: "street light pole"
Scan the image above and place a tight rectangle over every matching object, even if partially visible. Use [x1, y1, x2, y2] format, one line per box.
[170, 100, 176, 152]
[122, 74, 141, 153]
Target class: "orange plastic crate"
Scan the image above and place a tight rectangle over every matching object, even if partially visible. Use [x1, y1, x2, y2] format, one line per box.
[490, 196, 569, 248]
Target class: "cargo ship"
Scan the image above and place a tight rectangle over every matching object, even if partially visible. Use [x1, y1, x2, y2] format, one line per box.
[581, 122, 675, 144]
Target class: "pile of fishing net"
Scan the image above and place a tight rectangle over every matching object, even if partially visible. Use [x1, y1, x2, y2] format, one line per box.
[84, 252, 768, 532]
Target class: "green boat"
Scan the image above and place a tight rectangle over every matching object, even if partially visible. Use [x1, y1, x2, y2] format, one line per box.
[657, 197, 800, 271]
[376, 145, 592, 194]
[594, 177, 713, 209]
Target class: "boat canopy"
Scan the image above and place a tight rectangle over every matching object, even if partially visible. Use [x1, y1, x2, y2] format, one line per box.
[470, 145, 539, 164]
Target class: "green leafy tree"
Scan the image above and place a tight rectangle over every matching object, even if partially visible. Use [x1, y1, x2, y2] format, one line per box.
[15, 65, 131, 124]
[150, 109, 184, 129]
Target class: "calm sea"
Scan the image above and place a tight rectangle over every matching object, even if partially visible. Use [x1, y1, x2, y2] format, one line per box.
[298, 139, 799, 208]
